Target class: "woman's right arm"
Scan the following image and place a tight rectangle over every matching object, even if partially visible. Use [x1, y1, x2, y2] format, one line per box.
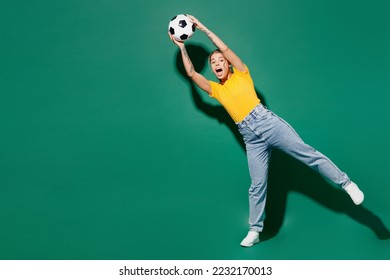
[169, 33, 212, 95]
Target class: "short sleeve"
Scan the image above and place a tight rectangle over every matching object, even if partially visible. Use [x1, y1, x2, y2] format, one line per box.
[232, 65, 249, 76]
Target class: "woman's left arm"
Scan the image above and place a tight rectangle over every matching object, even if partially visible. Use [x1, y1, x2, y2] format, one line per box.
[187, 15, 247, 72]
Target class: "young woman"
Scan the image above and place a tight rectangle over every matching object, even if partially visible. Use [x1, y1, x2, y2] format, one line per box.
[169, 15, 364, 247]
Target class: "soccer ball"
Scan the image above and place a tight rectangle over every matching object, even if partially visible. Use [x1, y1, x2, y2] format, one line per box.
[168, 14, 195, 41]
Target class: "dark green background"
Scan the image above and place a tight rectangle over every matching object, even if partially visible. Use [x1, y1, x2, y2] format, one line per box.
[1, 0, 389, 259]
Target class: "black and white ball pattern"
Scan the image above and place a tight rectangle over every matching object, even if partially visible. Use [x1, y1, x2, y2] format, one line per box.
[168, 14, 195, 41]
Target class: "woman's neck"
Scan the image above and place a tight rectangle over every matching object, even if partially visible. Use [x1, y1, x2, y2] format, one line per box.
[220, 71, 232, 84]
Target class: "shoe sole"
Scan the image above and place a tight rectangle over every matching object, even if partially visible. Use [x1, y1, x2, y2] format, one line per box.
[240, 238, 260, 247]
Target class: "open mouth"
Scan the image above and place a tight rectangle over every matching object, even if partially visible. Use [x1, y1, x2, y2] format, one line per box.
[216, 68, 223, 73]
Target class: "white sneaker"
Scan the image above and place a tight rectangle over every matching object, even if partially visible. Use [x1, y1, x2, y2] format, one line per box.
[240, 231, 260, 247]
[344, 181, 364, 205]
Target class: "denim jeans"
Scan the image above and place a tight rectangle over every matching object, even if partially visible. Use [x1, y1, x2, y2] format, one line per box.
[237, 104, 351, 232]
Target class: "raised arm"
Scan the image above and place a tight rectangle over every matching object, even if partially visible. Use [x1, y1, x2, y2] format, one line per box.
[168, 32, 212, 95]
[187, 15, 246, 72]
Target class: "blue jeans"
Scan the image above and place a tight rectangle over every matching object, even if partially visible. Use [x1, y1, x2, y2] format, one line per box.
[237, 104, 351, 232]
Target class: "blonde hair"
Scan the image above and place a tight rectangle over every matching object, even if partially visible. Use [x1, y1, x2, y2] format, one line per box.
[209, 49, 231, 65]
[208, 49, 223, 64]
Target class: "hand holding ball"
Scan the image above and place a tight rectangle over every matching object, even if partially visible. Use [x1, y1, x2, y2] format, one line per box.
[168, 14, 195, 42]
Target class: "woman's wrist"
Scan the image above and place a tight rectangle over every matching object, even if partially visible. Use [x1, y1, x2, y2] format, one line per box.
[202, 27, 211, 35]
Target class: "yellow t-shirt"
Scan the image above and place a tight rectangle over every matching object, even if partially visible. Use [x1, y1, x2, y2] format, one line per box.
[209, 66, 260, 123]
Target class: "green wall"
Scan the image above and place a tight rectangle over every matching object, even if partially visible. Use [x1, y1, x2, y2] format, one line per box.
[1, 0, 389, 259]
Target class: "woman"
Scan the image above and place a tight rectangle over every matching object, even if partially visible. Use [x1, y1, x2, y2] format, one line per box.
[169, 15, 364, 247]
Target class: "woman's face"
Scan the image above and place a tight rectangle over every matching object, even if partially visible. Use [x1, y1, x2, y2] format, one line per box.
[210, 52, 230, 81]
